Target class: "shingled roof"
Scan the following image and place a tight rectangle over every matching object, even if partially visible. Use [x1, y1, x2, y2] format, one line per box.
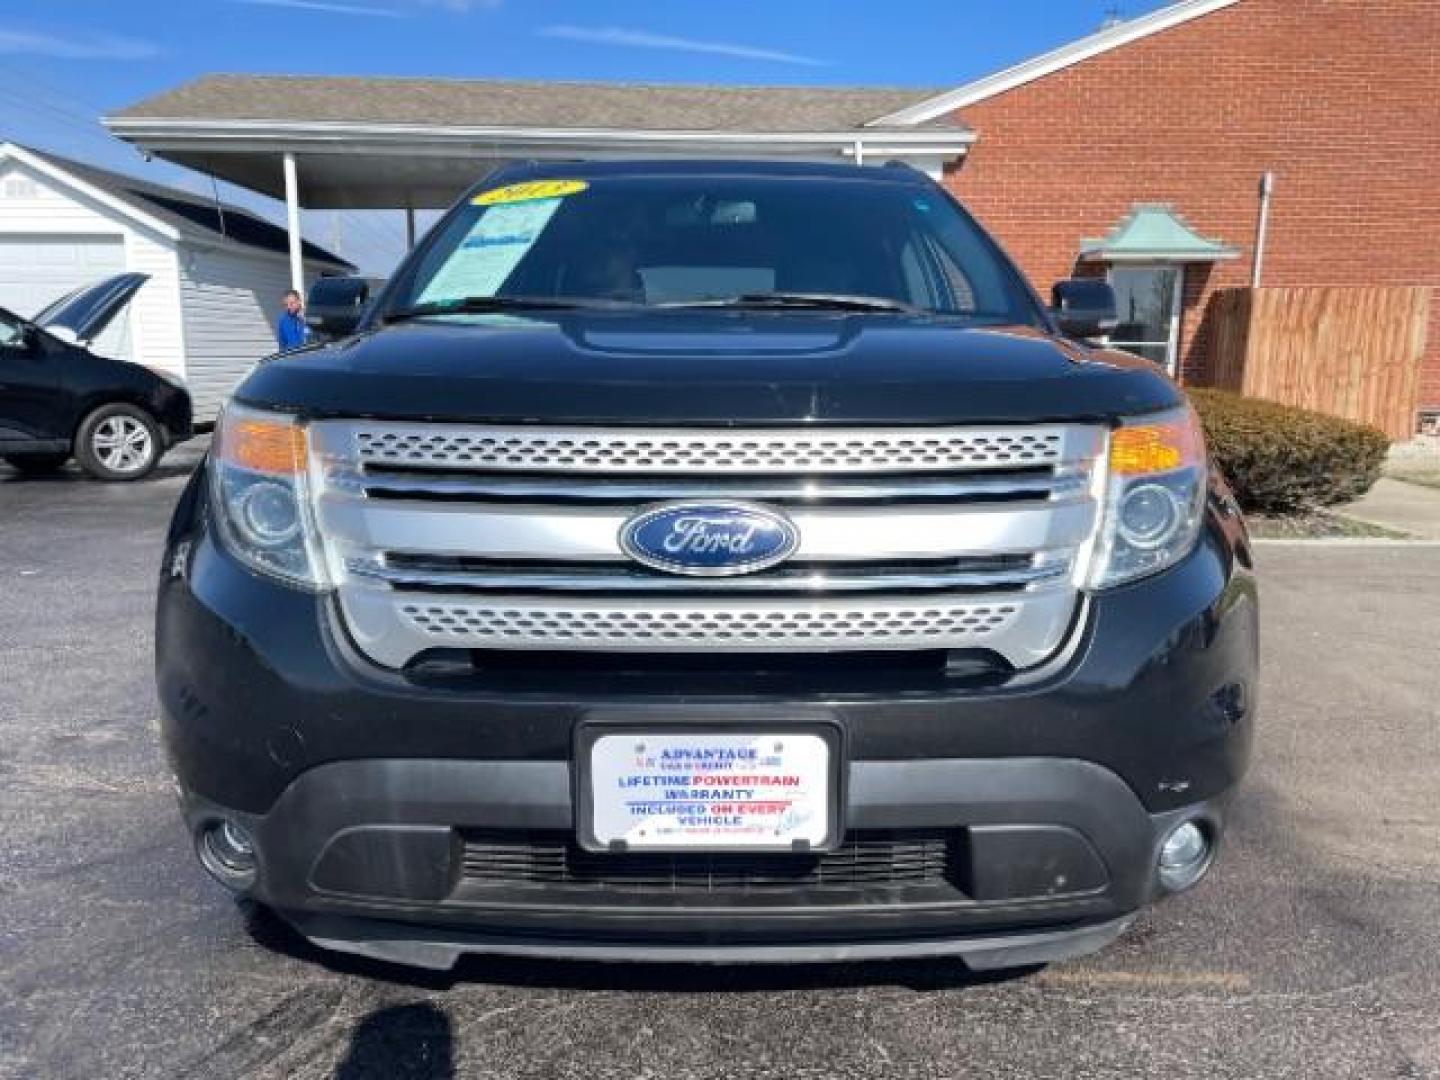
[17, 144, 352, 269]
[113, 74, 963, 133]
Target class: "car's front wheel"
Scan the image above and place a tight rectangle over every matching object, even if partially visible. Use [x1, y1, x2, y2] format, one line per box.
[75, 403, 163, 481]
[3, 452, 70, 476]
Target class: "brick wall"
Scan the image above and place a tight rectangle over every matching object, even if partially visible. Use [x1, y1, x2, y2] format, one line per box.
[942, 0, 1440, 417]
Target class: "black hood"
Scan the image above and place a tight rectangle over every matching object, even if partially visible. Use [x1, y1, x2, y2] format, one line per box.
[236, 310, 1182, 426]
[34, 272, 149, 343]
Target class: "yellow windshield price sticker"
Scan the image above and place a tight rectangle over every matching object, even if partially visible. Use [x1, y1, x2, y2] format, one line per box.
[473, 180, 589, 206]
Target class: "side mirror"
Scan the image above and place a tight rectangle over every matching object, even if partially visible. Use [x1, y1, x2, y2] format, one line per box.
[305, 276, 374, 340]
[1051, 279, 1118, 339]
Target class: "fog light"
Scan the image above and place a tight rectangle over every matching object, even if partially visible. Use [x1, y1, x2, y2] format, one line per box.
[1158, 821, 1211, 891]
[199, 820, 258, 888]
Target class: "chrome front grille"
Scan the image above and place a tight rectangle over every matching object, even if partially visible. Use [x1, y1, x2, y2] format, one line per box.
[397, 597, 1023, 649]
[310, 421, 1106, 669]
[353, 424, 1071, 473]
[347, 468, 1087, 506]
[348, 552, 1060, 595]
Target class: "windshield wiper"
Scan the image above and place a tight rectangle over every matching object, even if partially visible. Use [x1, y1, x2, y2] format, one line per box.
[658, 292, 925, 314]
[383, 296, 634, 322]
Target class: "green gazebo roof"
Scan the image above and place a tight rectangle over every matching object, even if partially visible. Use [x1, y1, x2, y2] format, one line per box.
[1080, 204, 1240, 262]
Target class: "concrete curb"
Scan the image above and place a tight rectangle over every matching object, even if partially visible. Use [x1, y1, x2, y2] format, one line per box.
[1252, 537, 1440, 548]
[1331, 479, 1440, 541]
[1327, 510, 1419, 537]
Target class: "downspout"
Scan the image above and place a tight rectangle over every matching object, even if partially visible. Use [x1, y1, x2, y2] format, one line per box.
[1251, 171, 1274, 288]
[853, 139, 865, 167]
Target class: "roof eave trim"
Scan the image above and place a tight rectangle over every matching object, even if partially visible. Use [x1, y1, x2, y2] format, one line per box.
[183, 235, 353, 271]
[0, 142, 182, 243]
[103, 116, 976, 151]
[864, 0, 1243, 127]
[1079, 247, 1242, 262]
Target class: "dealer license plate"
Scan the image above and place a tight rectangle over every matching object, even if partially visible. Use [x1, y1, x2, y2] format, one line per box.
[584, 731, 833, 852]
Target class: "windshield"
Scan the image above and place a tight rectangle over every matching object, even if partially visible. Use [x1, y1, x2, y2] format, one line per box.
[0, 309, 25, 347]
[385, 175, 1042, 323]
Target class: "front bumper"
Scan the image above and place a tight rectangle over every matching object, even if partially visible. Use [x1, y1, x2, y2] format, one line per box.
[288, 911, 1136, 971]
[156, 471, 1256, 966]
[182, 756, 1225, 969]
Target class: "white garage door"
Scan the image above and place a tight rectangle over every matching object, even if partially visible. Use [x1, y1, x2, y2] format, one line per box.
[0, 235, 133, 361]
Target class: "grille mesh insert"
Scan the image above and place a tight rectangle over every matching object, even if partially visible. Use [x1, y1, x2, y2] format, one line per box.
[355, 426, 1068, 473]
[398, 599, 1021, 648]
[460, 831, 957, 892]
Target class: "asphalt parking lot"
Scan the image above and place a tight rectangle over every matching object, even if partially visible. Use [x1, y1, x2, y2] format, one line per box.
[2, 448, 1439, 1079]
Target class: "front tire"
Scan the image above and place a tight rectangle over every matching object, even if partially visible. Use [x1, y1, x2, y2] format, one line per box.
[3, 452, 70, 475]
[75, 403, 162, 481]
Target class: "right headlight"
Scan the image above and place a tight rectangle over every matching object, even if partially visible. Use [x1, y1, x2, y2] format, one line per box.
[208, 404, 329, 590]
[1085, 405, 1208, 590]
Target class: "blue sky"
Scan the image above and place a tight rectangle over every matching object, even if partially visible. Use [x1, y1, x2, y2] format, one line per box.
[0, 0, 1173, 273]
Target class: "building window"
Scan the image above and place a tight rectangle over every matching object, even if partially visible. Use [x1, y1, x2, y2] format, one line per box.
[2, 175, 38, 200]
[1107, 264, 1184, 374]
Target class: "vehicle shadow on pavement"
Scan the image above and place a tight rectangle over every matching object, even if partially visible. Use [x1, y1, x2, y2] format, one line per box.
[241, 900, 1039, 997]
[334, 1003, 455, 1080]
[0, 458, 202, 485]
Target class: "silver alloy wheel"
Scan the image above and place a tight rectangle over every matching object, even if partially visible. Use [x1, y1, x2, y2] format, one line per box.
[91, 415, 154, 474]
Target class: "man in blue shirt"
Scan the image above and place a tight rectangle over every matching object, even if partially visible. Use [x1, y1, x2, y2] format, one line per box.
[276, 289, 308, 351]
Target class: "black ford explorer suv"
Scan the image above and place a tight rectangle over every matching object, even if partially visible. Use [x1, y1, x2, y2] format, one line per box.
[155, 160, 1257, 971]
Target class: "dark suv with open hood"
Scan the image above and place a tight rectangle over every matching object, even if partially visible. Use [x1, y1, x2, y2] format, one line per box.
[0, 273, 192, 480]
[155, 161, 1257, 971]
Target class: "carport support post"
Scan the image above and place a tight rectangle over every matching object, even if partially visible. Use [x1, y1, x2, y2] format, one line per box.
[282, 152, 303, 294]
[405, 206, 416, 250]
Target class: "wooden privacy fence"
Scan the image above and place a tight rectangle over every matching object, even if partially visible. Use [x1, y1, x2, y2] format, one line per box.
[1202, 286, 1431, 440]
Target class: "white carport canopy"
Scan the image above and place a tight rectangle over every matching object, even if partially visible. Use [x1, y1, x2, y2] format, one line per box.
[104, 75, 974, 290]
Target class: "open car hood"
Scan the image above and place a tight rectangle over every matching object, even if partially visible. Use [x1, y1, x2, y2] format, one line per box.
[33, 272, 149, 344]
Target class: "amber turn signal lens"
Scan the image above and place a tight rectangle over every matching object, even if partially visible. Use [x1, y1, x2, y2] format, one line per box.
[217, 413, 308, 476]
[1109, 419, 1201, 476]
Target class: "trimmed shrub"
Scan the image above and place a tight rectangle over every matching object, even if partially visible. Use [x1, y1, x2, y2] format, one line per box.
[1188, 389, 1390, 514]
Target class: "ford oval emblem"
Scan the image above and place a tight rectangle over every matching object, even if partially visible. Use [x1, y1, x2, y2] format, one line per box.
[619, 502, 800, 577]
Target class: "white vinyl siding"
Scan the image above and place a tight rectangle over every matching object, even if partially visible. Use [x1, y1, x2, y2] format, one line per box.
[123, 229, 185, 382]
[0, 234, 124, 315]
[0, 235, 130, 359]
[1, 148, 343, 423]
[178, 246, 321, 419]
[0, 159, 185, 378]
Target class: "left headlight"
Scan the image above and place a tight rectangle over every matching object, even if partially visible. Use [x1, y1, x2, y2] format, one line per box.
[209, 404, 329, 590]
[1085, 405, 1208, 590]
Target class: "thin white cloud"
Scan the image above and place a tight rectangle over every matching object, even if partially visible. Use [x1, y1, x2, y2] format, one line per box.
[538, 25, 825, 66]
[0, 29, 160, 60]
[229, 0, 404, 16]
[421, 0, 501, 9]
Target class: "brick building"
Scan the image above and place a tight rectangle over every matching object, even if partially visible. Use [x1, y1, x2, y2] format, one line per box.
[108, 0, 1437, 426]
[871, 0, 1440, 417]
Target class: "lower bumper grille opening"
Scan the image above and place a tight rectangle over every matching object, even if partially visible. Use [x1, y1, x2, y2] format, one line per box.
[459, 830, 964, 894]
[404, 648, 1014, 693]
